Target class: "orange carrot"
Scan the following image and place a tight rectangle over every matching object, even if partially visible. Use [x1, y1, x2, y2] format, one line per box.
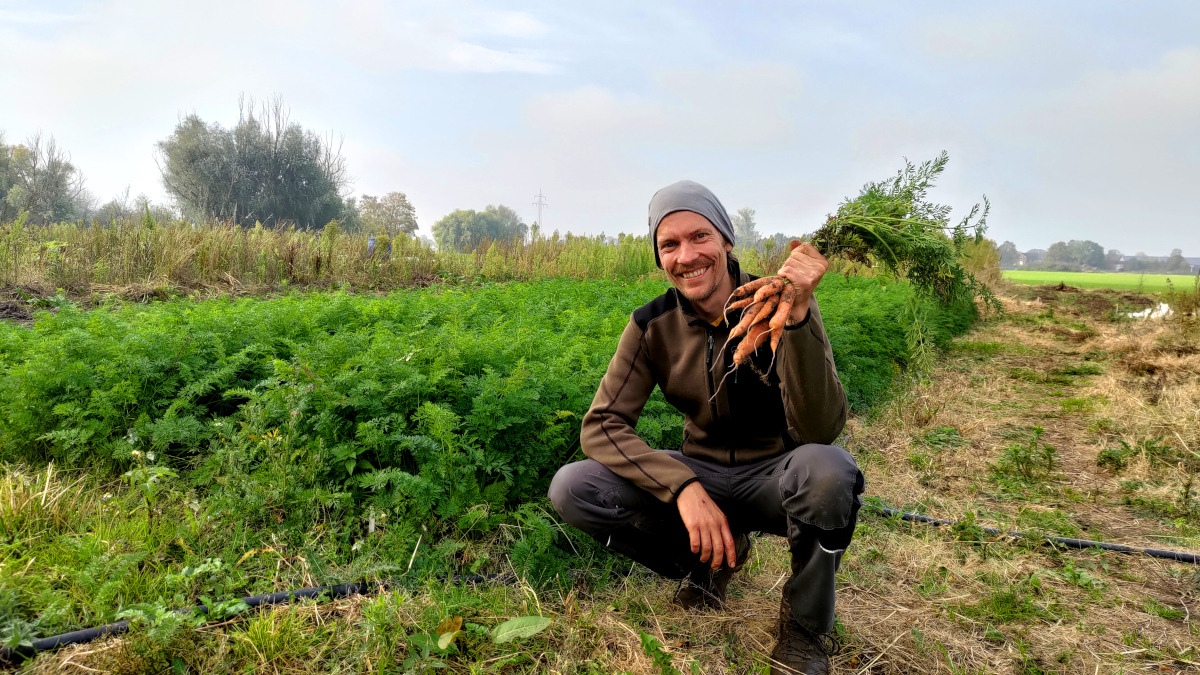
[728, 302, 762, 340]
[750, 294, 779, 326]
[729, 276, 774, 299]
[753, 277, 787, 303]
[727, 296, 755, 311]
[733, 322, 771, 365]
[768, 284, 796, 334]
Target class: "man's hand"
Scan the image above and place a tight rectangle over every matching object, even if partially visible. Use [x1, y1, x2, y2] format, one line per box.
[676, 482, 736, 570]
[777, 241, 829, 324]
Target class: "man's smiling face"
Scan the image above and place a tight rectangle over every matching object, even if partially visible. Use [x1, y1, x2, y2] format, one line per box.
[656, 211, 733, 304]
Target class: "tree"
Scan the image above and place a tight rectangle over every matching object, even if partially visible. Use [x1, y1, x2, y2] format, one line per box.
[431, 205, 527, 252]
[1043, 240, 1104, 270]
[0, 133, 13, 220]
[1165, 249, 1191, 273]
[731, 207, 759, 249]
[156, 96, 350, 228]
[483, 204, 528, 243]
[998, 240, 1021, 268]
[1045, 241, 1073, 264]
[1105, 249, 1123, 269]
[92, 187, 177, 225]
[1066, 240, 1105, 269]
[1, 131, 92, 224]
[359, 191, 418, 236]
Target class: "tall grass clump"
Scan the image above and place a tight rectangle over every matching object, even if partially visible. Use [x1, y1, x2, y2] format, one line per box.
[0, 213, 663, 293]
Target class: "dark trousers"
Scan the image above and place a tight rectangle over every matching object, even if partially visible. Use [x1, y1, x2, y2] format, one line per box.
[548, 444, 864, 581]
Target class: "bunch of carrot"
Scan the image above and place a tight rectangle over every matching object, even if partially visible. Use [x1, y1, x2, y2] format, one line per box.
[724, 273, 796, 369]
[717, 152, 998, 391]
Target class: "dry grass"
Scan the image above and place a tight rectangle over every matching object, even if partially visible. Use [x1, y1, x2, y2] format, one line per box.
[16, 285, 1200, 674]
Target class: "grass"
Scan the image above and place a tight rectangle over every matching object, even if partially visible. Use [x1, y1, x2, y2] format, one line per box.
[1003, 269, 1196, 293]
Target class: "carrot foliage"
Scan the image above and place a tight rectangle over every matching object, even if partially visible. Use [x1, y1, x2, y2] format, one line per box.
[810, 152, 1000, 313]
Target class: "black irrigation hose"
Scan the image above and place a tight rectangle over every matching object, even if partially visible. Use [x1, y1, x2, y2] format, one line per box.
[0, 575, 499, 663]
[4, 507, 1197, 663]
[868, 505, 1200, 564]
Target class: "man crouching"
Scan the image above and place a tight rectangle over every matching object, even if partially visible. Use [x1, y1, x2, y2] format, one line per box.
[549, 180, 863, 674]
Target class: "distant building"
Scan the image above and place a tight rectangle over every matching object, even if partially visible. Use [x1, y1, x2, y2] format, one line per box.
[1024, 249, 1047, 265]
[1116, 255, 1200, 274]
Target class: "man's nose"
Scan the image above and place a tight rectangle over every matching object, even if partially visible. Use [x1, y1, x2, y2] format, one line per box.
[676, 240, 701, 266]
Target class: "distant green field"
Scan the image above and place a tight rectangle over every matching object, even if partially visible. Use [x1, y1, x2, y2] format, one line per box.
[1003, 270, 1197, 292]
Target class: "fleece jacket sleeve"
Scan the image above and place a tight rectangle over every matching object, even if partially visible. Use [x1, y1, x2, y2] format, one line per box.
[774, 295, 848, 445]
[579, 318, 698, 502]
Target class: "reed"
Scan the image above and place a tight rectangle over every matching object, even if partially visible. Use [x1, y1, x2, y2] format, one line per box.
[0, 215, 667, 293]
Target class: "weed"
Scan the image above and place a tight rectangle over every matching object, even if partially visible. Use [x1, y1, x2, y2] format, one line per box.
[641, 632, 681, 675]
[1059, 397, 1094, 414]
[959, 574, 1058, 624]
[1098, 442, 1136, 471]
[950, 340, 1003, 355]
[1118, 480, 1143, 493]
[990, 426, 1057, 485]
[919, 426, 966, 450]
[1054, 560, 1103, 590]
[1142, 598, 1184, 621]
[1016, 508, 1078, 537]
[907, 448, 934, 472]
[916, 566, 949, 598]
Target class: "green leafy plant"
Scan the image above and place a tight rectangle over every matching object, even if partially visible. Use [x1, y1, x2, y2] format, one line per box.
[990, 427, 1057, 484]
[640, 632, 681, 675]
[491, 615, 551, 644]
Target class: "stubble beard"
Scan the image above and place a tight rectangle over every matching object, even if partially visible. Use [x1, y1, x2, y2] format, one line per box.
[670, 252, 725, 304]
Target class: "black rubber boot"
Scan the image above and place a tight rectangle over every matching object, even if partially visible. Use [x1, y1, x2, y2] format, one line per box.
[672, 533, 752, 610]
[770, 534, 843, 675]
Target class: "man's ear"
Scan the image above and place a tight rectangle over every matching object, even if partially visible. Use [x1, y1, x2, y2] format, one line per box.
[725, 241, 733, 253]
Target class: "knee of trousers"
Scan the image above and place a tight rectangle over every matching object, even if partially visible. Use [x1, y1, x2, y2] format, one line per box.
[548, 460, 625, 536]
[778, 444, 864, 531]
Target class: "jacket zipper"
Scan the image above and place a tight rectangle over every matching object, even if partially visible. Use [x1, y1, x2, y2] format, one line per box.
[705, 330, 734, 464]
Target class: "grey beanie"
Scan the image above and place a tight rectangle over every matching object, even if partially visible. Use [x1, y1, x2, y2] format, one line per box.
[648, 180, 735, 268]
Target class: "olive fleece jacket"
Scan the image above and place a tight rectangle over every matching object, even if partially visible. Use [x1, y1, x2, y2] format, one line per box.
[579, 261, 847, 502]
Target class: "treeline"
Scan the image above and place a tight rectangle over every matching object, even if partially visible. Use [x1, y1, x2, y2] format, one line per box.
[5, 96, 807, 256]
[1000, 239, 1194, 273]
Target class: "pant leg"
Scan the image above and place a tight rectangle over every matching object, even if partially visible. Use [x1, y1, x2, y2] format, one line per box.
[548, 458, 698, 578]
[772, 443, 864, 634]
[774, 443, 864, 548]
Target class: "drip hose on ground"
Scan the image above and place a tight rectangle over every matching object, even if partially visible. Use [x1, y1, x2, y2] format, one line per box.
[867, 505, 1199, 564]
[3, 506, 1197, 662]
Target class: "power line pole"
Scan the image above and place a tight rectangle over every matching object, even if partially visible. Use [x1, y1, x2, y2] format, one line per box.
[532, 189, 548, 228]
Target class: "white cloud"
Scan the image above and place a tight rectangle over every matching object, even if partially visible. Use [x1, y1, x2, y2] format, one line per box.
[0, 9, 84, 24]
[523, 63, 804, 152]
[476, 11, 549, 39]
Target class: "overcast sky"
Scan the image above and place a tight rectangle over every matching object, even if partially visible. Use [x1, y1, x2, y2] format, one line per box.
[2, 1, 1198, 254]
